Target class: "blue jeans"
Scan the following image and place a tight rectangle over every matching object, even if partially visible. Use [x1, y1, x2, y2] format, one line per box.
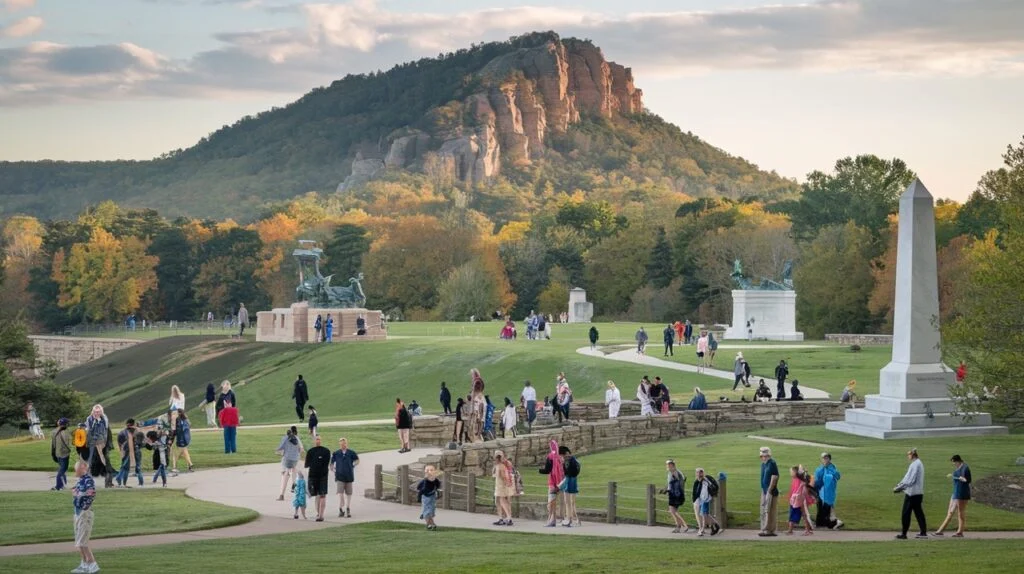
[55, 457, 69, 490]
[223, 426, 237, 453]
[116, 456, 144, 486]
[153, 464, 167, 485]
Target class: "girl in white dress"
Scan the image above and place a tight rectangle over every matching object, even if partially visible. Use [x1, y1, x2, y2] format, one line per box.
[605, 381, 621, 418]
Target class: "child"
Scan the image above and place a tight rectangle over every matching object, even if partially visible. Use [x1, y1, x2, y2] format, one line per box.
[293, 471, 308, 519]
[71, 459, 99, 573]
[417, 464, 442, 530]
[787, 465, 814, 535]
[145, 430, 169, 487]
[308, 405, 318, 438]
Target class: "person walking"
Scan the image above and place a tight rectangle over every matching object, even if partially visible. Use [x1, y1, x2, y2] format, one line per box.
[774, 360, 789, 401]
[330, 437, 359, 518]
[758, 446, 780, 537]
[204, 383, 217, 427]
[560, 446, 581, 527]
[501, 397, 518, 438]
[732, 353, 746, 392]
[539, 440, 565, 527]
[696, 332, 709, 374]
[635, 327, 648, 357]
[237, 303, 249, 337]
[813, 452, 844, 529]
[893, 448, 927, 539]
[395, 398, 413, 453]
[171, 410, 193, 476]
[604, 381, 621, 418]
[662, 459, 689, 533]
[293, 374, 309, 422]
[439, 382, 452, 415]
[934, 454, 971, 537]
[674, 320, 684, 347]
[692, 467, 721, 536]
[683, 319, 693, 345]
[304, 435, 332, 522]
[492, 450, 515, 526]
[217, 400, 239, 454]
[452, 397, 466, 444]
[70, 459, 99, 573]
[276, 428, 304, 501]
[417, 465, 442, 530]
[637, 377, 654, 416]
[84, 405, 110, 474]
[588, 326, 599, 350]
[663, 324, 675, 357]
[483, 396, 496, 440]
[51, 418, 72, 491]
[707, 331, 718, 367]
[521, 381, 537, 433]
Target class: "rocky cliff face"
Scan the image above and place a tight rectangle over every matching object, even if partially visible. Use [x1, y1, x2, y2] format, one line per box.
[339, 37, 643, 191]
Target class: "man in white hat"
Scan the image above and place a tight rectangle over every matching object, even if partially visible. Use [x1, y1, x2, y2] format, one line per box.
[758, 446, 780, 536]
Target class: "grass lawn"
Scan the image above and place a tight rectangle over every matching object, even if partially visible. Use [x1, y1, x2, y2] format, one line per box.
[0, 489, 256, 545]
[515, 427, 1024, 531]
[0, 521, 1020, 573]
[0, 425, 396, 472]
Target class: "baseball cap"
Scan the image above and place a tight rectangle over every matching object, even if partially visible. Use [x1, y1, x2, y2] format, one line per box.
[821, 452, 831, 460]
[759, 447, 771, 456]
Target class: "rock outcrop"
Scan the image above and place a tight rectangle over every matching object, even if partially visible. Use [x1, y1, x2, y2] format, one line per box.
[345, 35, 643, 189]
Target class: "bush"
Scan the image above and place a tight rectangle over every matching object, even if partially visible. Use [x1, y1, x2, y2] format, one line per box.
[0, 366, 90, 428]
[850, 344, 862, 352]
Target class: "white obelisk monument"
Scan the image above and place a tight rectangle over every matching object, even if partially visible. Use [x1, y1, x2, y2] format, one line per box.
[827, 180, 1007, 439]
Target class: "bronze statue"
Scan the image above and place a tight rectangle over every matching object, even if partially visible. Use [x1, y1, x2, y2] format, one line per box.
[731, 258, 794, 291]
[294, 240, 367, 308]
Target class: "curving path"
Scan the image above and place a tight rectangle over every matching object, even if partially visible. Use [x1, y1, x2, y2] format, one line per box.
[577, 347, 831, 399]
[3, 447, 1024, 557]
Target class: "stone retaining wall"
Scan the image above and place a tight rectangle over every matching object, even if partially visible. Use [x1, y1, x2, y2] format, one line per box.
[825, 334, 893, 345]
[412, 401, 847, 477]
[29, 336, 140, 369]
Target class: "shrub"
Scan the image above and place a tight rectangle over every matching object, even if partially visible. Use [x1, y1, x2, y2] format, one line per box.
[850, 344, 862, 352]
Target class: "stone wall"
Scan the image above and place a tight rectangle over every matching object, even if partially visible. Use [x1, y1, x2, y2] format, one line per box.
[825, 334, 893, 345]
[29, 336, 140, 369]
[411, 401, 848, 477]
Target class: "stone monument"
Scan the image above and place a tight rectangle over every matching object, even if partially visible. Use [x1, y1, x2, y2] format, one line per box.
[827, 180, 1007, 438]
[256, 241, 386, 343]
[723, 260, 803, 341]
[567, 288, 593, 323]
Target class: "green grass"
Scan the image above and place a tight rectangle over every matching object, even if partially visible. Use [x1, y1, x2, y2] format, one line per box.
[516, 428, 1024, 531]
[0, 521, 1020, 573]
[0, 425, 396, 471]
[0, 489, 256, 545]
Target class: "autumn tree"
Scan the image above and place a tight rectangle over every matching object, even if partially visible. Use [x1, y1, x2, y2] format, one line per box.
[436, 259, 504, 321]
[0, 216, 44, 319]
[54, 228, 159, 322]
[794, 223, 878, 338]
[537, 266, 570, 316]
[192, 228, 269, 316]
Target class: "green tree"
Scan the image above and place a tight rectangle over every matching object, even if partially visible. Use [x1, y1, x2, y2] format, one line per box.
[28, 220, 91, 330]
[794, 223, 878, 338]
[943, 137, 1024, 420]
[584, 228, 654, 316]
[537, 266, 570, 316]
[149, 227, 199, 320]
[555, 200, 625, 245]
[192, 228, 269, 315]
[788, 155, 917, 242]
[645, 227, 674, 288]
[435, 258, 503, 321]
[323, 223, 371, 280]
[500, 237, 548, 317]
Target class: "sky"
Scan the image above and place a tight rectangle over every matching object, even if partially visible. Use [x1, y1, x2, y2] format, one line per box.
[2, 0, 1023, 201]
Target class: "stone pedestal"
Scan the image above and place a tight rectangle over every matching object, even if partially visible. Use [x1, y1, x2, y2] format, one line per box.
[256, 302, 387, 343]
[567, 288, 593, 323]
[827, 180, 1006, 439]
[723, 290, 803, 341]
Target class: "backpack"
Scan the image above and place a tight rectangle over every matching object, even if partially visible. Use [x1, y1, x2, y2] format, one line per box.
[706, 476, 720, 497]
[176, 419, 191, 447]
[565, 456, 581, 478]
[73, 427, 88, 448]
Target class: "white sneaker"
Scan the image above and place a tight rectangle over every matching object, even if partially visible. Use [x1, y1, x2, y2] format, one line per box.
[86, 562, 100, 573]
[832, 520, 844, 530]
[71, 563, 86, 573]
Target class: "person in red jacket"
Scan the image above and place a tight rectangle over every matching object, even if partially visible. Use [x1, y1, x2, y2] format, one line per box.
[218, 401, 239, 454]
[955, 362, 967, 384]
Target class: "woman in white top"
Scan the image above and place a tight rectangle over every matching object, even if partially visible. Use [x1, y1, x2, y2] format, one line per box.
[637, 377, 654, 416]
[169, 385, 185, 429]
[605, 381, 621, 418]
[501, 397, 518, 438]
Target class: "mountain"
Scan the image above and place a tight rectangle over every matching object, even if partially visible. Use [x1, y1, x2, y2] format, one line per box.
[0, 32, 798, 220]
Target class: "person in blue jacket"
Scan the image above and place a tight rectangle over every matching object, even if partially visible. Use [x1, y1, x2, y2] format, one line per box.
[813, 452, 843, 529]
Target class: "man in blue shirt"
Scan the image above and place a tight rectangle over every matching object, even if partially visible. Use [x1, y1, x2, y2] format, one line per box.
[330, 437, 360, 518]
[758, 446, 780, 536]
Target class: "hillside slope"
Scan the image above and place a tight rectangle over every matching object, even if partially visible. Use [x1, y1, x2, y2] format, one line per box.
[0, 32, 797, 220]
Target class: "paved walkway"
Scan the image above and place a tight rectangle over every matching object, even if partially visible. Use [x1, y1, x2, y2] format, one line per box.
[190, 419, 394, 433]
[577, 347, 831, 399]
[3, 447, 1023, 557]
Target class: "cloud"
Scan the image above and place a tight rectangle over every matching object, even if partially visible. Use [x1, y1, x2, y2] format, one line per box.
[3, 0, 36, 12]
[2, 0, 1023, 106]
[1, 15, 42, 38]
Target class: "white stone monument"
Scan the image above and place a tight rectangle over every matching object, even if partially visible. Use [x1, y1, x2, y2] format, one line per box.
[567, 288, 593, 323]
[827, 180, 1007, 439]
[723, 290, 803, 341]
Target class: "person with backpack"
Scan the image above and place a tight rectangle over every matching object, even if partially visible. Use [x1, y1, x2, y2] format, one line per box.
[492, 450, 515, 526]
[313, 314, 323, 343]
[171, 410, 193, 476]
[51, 418, 72, 491]
[588, 325, 599, 350]
[73, 423, 90, 461]
[559, 446, 581, 527]
[661, 459, 689, 533]
[693, 467, 721, 536]
[813, 452, 844, 529]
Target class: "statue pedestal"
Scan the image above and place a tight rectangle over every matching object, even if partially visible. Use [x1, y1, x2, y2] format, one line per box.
[723, 290, 803, 341]
[567, 288, 593, 323]
[256, 302, 387, 343]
